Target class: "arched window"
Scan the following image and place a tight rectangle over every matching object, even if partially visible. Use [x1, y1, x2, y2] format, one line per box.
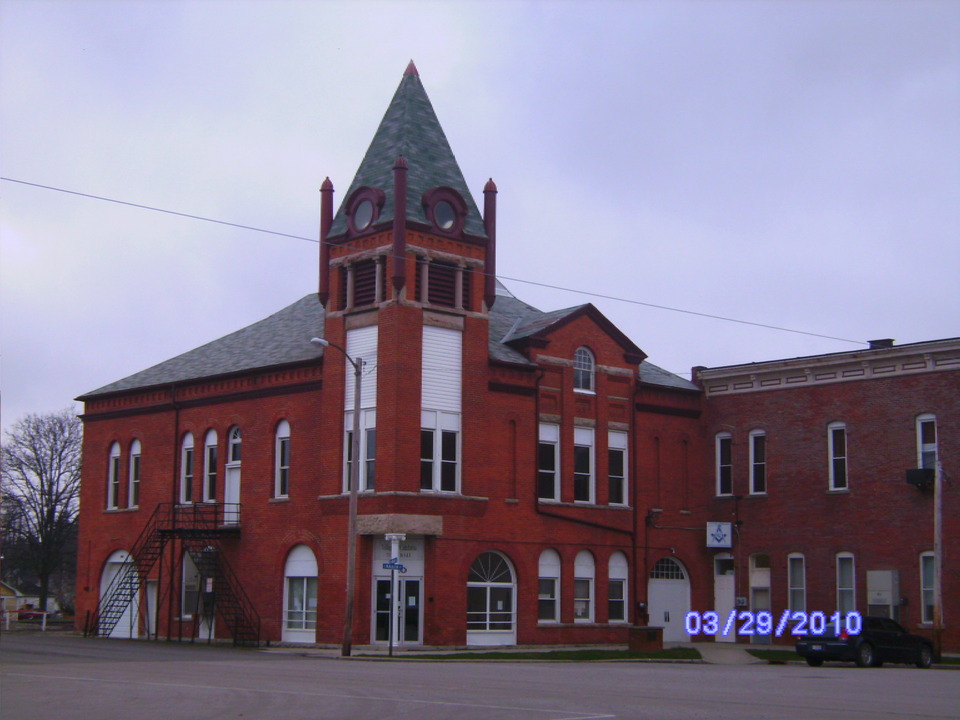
[467, 552, 516, 642]
[180, 433, 194, 504]
[128, 439, 141, 508]
[715, 432, 732, 496]
[650, 557, 686, 580]
[283, 544, 318, 643]
[203, 429, 218, 502]
[574, 550, 595, 622]
[107, 442, 121, 509]
[275, 420, 291, 498]
[538, 549, 561, 623]
[573, 347, 595, 392]
[228, 426, 242, 464]
[608, 551, 629, 623]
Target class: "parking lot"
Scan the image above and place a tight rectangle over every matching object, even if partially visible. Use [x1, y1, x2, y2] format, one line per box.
[2, 633, 958, 719]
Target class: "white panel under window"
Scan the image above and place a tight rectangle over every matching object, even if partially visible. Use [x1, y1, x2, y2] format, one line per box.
[345, 326, 378, 410]
[539, 423, 559, 443]
[422, 325, 462, 413]
[574, 427, 594, 446]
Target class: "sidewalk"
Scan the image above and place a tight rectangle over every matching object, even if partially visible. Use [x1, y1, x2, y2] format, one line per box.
[676, 641, 765, 665]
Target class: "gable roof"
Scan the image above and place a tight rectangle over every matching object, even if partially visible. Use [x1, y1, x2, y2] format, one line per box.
[328, 62, 487, 239]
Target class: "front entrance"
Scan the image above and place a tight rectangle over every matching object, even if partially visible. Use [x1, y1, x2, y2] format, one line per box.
[647, 557, 691, 643]
[371, 535, 424, 646]
[714, 554, 736, 643]
[374, 578, 421, 645]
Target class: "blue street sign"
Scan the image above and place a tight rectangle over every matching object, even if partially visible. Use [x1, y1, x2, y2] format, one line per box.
[382, 562, 406, 572]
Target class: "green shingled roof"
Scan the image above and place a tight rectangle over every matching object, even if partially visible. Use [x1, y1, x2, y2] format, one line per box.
[328, 63, 487, 239]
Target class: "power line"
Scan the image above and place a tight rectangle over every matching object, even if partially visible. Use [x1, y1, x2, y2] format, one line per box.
[2, 175, 868, 347]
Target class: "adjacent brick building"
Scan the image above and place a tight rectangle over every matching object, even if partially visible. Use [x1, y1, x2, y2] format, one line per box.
[74, 64, 958, 652]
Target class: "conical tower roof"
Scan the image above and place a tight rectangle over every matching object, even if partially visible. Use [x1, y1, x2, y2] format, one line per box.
[328, 62, 487, 238]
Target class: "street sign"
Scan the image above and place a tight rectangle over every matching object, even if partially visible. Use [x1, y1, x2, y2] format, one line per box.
[382, 562, 406, 572]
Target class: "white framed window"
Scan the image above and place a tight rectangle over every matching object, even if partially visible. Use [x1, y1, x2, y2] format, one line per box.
[538, 549, 561, 623]
[920, 552, 935, 624]
[420, 410, 459, 493]
[573, 346, 595, 393]
[128, 439, 141, 508]
[345, 410, 377, 491]
[788, 553, 806, 612]
[574, 550, 595, 622]
[608, 551, 629, 623]
[608, 430, 628, 505]
[283, 545, 318, 642]
[917, 414, 938, 469]
[180, 433, 194, 504]
[203, 429, 218, 502]
[573, 427, 594, 503]
[107, 442, 121, 509]
[836, 553, 855, 614]
[275, 420, 291, 498]
[828, 422, 847, 490]
[228, 426, 242, 464]
[537, 423, 559, 501]
[716, 433, 732, 496]
[467, 552, 516, 633]
[749, 430, 767, 494]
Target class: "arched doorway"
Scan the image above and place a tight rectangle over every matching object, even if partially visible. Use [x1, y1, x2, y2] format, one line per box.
[647, 557, 691, 643]
[282, 545, 318, 643]
[99, 549, 138, 639]
[466, 551, 516, 646]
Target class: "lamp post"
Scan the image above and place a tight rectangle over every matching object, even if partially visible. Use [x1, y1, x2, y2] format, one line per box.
[311, 336, 363, 657]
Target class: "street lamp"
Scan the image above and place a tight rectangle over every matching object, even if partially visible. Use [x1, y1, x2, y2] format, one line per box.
[311, 336, 363, 657]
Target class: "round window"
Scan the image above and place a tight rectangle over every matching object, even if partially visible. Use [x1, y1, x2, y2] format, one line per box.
[433, 200, 456, 230]
[353, 199, 374, 231]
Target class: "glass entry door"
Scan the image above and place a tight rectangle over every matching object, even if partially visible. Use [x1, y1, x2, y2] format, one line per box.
[374, 577, 421, 645]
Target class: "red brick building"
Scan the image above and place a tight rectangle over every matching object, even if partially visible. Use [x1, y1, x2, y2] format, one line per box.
[74, 64, 958, 652]
[695, 338, 959, 652]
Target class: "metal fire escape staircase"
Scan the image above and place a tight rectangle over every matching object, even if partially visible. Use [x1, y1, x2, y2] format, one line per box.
[91, 503, 260, 646]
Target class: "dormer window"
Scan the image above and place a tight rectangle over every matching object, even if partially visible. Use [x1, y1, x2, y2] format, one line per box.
[346, 186, 385, 236]
[422, 187, 467, 237]
[573, 347, 595, 393]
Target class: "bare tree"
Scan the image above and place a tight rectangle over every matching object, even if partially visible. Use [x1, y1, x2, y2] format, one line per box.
[1, 408, 82, 611]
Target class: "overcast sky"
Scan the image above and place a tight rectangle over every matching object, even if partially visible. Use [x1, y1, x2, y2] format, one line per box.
[2, 0, 958, 431]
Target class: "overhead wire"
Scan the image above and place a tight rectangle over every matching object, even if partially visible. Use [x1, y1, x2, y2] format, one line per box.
[2, 175, 868, 348]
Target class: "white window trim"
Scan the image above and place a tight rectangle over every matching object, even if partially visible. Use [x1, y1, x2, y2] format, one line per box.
[128, 439, 141, 509]
[420, 410, 460, 493]
[836, 553, 855, 614]
[574, 550, 595, 623]
[608, 430, 628, 506]
[920, 552, 935, 625]
[749, 430, 767, 495]
[275, 420, 291, 498]
[107, 442, 121, 510]
[203, 429, 218, 503]
[608, 551, 629, 624]
[573, 426, 595, 504]
[228, 426, 242, 465]
[715, 433, 732, 497]
[827, 422, 848, 491]
[787, 553, 806, 613]
[538, 423, 560, 502]
[573, 346, 596, 394]
[916, 414, 938, 470]
[344, 410, 377, 492]
[180, 433, 195, 504]
[538, 549, 561, 624]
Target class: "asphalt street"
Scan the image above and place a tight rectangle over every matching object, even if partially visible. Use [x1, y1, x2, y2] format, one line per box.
[1, 633, 957, 720]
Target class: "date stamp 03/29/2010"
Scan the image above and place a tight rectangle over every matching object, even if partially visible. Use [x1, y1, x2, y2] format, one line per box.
[684, 610, 863, 637]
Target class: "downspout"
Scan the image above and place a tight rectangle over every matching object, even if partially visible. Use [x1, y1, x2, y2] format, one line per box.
[167, 382, 181, 641]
